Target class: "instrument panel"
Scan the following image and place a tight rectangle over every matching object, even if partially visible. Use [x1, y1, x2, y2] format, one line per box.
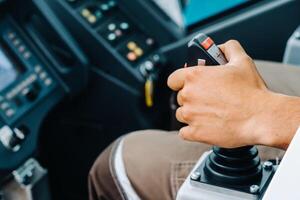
[0, 0, 89, 181]
[0, 0, 180, 184]
[0, 26, 56, 122]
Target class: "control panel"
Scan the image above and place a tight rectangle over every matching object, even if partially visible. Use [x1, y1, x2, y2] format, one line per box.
[45, 0, 176, 91]
[74, 0, 159, 67]
[0, 27, 55, 122]
[0, 0, 88, 181]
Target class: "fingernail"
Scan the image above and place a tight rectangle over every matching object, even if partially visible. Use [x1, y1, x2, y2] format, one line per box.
[198, 59, 206, 66]
[184, 63, 187, 68]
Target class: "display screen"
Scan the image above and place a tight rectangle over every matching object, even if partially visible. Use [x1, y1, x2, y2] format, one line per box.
[0, 47, 20, 91]
[184, 0, 248, 27]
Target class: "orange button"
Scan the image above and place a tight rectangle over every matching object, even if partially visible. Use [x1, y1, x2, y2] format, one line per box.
[127, 52, 137, 61]
[201, 37, 214, 50]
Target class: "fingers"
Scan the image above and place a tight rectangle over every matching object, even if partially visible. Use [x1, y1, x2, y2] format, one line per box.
[179, 126, 212, 145]
[177, 90, 184, 106]
[179, 126, 197, 142]
[176, 106, 187, 124]
[168, 57, 207, 91]
[219, 40, 248, 64]
[167, 68, 187, 91]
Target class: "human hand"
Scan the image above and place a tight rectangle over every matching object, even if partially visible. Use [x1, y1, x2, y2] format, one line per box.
[168, 40, 300, 149]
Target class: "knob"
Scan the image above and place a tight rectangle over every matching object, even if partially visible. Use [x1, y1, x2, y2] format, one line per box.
[22, 83, 40, 102]
[0, 125, 26, 152]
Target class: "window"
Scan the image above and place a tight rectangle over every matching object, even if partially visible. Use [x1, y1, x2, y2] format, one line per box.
[183, 0, 249, 27]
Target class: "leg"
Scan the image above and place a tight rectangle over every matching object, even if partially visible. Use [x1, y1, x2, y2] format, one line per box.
[88, 130, 210, 200]
[88, 130, 284, 200]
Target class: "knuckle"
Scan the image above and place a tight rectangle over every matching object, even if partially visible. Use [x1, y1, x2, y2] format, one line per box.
[175, 107, 182, 120]
[186, 67, 204, 82]
[186, 68, 195, 80]
[179, 127, 190, 140]
[180, 88, 190, 102]
[181, 107, 191, 121]
[241, 55, 253, 63]
[227, 39, 240, 46]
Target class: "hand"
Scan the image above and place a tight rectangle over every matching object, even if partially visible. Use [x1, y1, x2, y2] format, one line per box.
[168, 40, 300, 149]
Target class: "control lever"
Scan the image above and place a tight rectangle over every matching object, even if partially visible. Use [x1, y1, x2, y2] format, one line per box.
[176, 33, 275, 200]
[140, 54, 164, 108]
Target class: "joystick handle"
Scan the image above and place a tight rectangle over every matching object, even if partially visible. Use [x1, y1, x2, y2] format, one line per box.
[187, 33, 262, 188]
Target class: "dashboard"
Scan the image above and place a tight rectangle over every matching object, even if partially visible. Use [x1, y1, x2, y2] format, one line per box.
[0, 1, 295, 199]
[0, 0, 183, 184]
[0, 0, 88, 182]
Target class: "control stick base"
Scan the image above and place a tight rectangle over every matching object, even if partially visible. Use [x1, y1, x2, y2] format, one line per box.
[177, 151, 276, 200]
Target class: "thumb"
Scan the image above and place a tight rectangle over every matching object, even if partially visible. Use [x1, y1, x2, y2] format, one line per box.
[219, 40, 248, 64]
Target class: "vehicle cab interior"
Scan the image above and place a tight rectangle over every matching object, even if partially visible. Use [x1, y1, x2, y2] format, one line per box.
[0, 0, 300, 199]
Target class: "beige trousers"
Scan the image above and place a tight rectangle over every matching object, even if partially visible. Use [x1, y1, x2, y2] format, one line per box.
[88, 61, 300, 200]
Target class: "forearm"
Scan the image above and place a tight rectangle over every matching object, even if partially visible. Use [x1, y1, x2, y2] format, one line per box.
[257, 92, 300, 150]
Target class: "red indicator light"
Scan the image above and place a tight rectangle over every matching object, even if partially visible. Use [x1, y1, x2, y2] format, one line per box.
[201, 37, 214, 50]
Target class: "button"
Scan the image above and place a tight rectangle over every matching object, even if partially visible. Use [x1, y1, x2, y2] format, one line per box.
[108, 23, 116, 31]
[0, 102, 9, 110]
[201, 37, 214, 50]
[39, 72, 47, 80]
[144, 61, 154, 71]
[152, 54, 160, 63]
[134, 48, 143, 57]
[127, 42, 137, 50]
[8, 32, 16, 40]
[100, 4, 109, 11]
[23, 51, 31, 60]
[18, 45, 26, 53]
[120, 22, 129, 31]
[127, 52, 137, 62]
[115, 29, 122, 37]
[34, 65, 42, 73]
[6, 108, 15, 117]
[146, 38, 155, 46]
[107, 0, 116, 8]
[12, 39, 21, 46]
[81, 8, 90, 17]
[44, 78, 53, 86]
[107, 33, 116, 41]
[88, 15, 97, 24]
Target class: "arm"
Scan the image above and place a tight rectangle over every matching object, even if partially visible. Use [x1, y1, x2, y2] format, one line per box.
[167, 40, 300, 150]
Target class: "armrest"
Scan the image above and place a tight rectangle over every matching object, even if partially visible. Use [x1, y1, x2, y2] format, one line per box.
[255, 60, 300, 97]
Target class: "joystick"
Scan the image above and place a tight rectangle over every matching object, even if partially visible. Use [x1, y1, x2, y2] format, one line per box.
[176, 34, 276, 200]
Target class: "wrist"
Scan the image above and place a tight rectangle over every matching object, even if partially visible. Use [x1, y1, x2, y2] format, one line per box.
[254, 91, 300, 149]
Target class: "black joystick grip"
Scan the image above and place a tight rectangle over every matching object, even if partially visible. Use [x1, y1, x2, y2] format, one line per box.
[204, 146, 262, 186]
[187, 33, 262, 187]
